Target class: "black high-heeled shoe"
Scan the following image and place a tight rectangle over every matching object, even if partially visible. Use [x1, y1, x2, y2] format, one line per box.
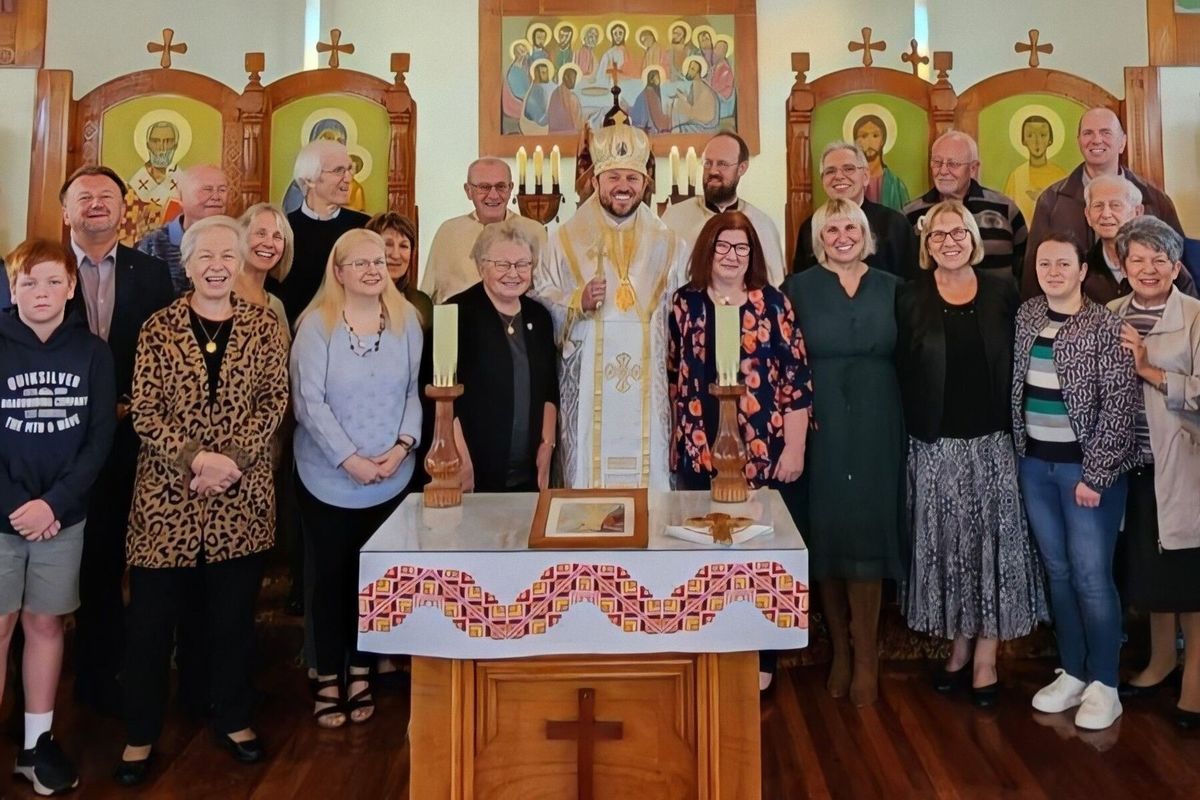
[113, 751, 154, 786]
[1118, 666, 1181, 698]
[971, 682, 1000, 709]
[214, 731, 265, 764]
[932, 659, 972, 694]
[1175, 707, 1200, 730]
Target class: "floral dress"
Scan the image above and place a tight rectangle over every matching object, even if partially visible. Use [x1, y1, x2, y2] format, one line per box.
[667, 284, 813, 487]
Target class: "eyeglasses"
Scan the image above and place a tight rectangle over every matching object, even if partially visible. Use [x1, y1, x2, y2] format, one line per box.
[928, 228, 970, 245]
[713, 241, 751, 257]
[469, 182, 513, 195]
[930, 158, 975, 172]
[483, 258, 533, 274]
[821, 165, 862, 179]
[702, 159, 741, 170]
[339, 257, 388, 272]
[322, 166, 352, 178]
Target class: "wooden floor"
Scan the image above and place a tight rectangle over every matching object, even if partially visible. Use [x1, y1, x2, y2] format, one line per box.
[2, 624, 1199, 799]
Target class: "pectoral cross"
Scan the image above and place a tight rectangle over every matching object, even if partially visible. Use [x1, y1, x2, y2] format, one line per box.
[147, 28, 187, 69]
[848, 27, 885, 68]
[317, 28, 355, 69]
[1016, 29, 1053, 68]
[901, 39, 928, 77]
[546, 688, 624, 800]
[586, 234, 608, 305]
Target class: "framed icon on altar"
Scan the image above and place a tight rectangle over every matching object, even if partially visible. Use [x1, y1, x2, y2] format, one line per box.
[528, 488, 649, 549]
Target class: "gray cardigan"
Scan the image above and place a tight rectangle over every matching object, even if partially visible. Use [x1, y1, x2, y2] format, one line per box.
[291, 307, 423, 508]
[1109, 287, 1200, 550]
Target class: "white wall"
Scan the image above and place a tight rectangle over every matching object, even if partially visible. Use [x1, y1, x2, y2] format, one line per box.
[7, 1, 1165, 271]
[0, 69, 36, 253]
[1160, 67, 1200, 235]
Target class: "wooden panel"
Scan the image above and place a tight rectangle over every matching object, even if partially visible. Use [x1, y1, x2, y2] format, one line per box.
[0, 0, 46, 68]
[1148, 0, 1200, 66]
[411, 656, 468, 800]
[1124, 67, 1165, 191]
[707, 651, 761, 799]
[26, 68, 71, 240]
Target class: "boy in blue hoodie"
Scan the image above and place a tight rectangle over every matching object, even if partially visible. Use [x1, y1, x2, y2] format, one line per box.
[1, 239, 115, 795]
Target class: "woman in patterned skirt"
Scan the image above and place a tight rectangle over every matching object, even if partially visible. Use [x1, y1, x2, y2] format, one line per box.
[1106, 216, 1200, 729]
[897, 200, 1048, 707]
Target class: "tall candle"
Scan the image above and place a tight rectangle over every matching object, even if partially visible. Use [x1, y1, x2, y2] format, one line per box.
[685, 147, 698, 191]
[533, 145, 545, 187]
[432, 304, 459, 387]
[715, 304, 740, 386]
[550, 145, 561, 185]
[516, 146, 527, 191]
[669, 146, 681, 189]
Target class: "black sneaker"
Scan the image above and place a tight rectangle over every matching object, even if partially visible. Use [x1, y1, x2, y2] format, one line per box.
[14, 732, 80, 796]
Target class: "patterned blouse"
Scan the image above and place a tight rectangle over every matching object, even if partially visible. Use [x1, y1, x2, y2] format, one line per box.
[667, 285, 813, 486]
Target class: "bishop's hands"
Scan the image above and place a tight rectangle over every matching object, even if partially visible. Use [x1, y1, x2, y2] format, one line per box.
[581, 276, 607, 312]
[10, 499, 61, 541]
[191, 451, 243, 496]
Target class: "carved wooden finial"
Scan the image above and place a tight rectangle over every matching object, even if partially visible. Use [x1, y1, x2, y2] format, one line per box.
[317, 28, 355, 69]
[791, 51, 810, 82]
[147, 28, 187, 69]
[244, 52, 265, 86]
[1016, 29, 1053, 68]
[932, 51, 953, 82]
[848, 27, 885, 67]
[390, 52, 410, 86]
[901, 39, 928, 77]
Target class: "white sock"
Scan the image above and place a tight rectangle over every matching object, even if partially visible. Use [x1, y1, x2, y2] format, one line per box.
[24, 711, 53, 750]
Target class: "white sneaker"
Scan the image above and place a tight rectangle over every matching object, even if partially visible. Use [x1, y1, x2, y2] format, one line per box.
[1031, 669, 1087, 713]
[1074, 681, 1122, 730]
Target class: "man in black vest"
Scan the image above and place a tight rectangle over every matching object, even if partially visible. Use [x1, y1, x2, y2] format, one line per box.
[60, 166, 175, 715]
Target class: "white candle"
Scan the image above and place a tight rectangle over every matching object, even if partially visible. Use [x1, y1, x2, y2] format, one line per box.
[533, 145, 545, 187]
[715, 305, 740, 386]
[550, 145, 561, 185]
[432, 304, 458, 387]
[670, 146, 681, 189]
[685, 147, 698, 191]
[516, 146, 528, 191]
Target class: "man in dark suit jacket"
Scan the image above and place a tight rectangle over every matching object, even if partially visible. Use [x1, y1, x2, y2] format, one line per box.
[59, 166, 176, 714]
[793, 141, 917, 280]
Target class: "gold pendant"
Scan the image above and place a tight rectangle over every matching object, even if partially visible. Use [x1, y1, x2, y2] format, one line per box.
[205, 341, 217, 354]
[507, 325, 515, 335]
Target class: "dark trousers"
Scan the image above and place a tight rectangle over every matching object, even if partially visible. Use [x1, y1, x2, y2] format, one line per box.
[123, 552, 265, 745]
[296, 476, 401, 676]
[74, 453, 135, 711]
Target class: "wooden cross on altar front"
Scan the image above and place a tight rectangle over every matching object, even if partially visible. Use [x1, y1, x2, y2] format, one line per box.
[317, 28, 355, 68]
[1016, 29, 1053, 68]
[848, 27, 885, 67]
[901, 39, 928, 76]
[147, 28, 187, 69]
[546, 689, 623, 800]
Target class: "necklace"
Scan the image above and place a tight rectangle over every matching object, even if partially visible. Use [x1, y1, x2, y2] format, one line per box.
[708, 286, 746, 306]
[195, 315, 228, 354]
[343, 309, 386, 356]
[497, 307, 522, 335]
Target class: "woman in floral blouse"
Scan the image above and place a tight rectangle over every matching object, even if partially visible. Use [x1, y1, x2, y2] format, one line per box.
[667, 210, 813, 689]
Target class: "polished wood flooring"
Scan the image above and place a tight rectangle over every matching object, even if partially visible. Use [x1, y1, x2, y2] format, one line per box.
[2, 626, 1198, 800]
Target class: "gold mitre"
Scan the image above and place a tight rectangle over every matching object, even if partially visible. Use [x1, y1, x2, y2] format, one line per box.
[590, 124, 650, 177]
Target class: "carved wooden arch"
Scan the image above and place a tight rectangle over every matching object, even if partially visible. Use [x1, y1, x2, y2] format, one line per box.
[254, 55, 418, 233]
[955, 68, 1120, 146]
[784, 54, 956, 266]
[73, 69, 245, 226]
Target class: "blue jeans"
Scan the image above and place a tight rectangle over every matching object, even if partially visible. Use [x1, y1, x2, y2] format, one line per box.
[1018, 457, 1127, 688]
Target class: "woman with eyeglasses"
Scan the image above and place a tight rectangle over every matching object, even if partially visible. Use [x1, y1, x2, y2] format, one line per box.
[896, 200, 1048, 708]
[448, 219, 558, 492]
[291, 228, 422, 729]
[782, 198, 906, 707]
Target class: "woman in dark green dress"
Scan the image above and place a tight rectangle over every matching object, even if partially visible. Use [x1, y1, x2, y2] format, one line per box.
[782, 198, 906, 707]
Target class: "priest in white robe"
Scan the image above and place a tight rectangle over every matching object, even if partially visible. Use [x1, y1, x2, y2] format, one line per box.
[532, 124, 688, 490]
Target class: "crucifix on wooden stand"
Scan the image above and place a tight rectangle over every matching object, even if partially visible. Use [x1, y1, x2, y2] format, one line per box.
[546, 688, 624, 800]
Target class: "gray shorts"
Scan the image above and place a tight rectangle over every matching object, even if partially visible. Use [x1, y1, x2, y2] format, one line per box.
[0, 520, 85, 615]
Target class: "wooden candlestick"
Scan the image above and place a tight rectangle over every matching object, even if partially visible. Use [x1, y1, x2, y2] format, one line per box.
[708, 383, 749, 503]
[516, 188, 562, 226]
[423, 384, 464, 508]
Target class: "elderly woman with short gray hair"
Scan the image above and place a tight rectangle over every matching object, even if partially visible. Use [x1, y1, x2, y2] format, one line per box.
[447, 219, 558, 492]
[1106, 216, 1200, 728]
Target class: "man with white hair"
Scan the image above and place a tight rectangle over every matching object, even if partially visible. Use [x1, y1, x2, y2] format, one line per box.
[661, 131, 785, 286]
[1021, 106, 1184, 298]
[532, 124, 688, 489]
[421, 157, 546, 304]
[793, 141, 916, 279]
[279, 139, 370, 323]
[1079, 173, 1195, 303]
[903, 130, 1026, 279]
[135, 164, 229, 295]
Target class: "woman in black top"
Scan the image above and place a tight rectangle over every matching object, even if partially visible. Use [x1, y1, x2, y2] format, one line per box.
[448, 219, 558, 492]
[897, 200, 1048, 707]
